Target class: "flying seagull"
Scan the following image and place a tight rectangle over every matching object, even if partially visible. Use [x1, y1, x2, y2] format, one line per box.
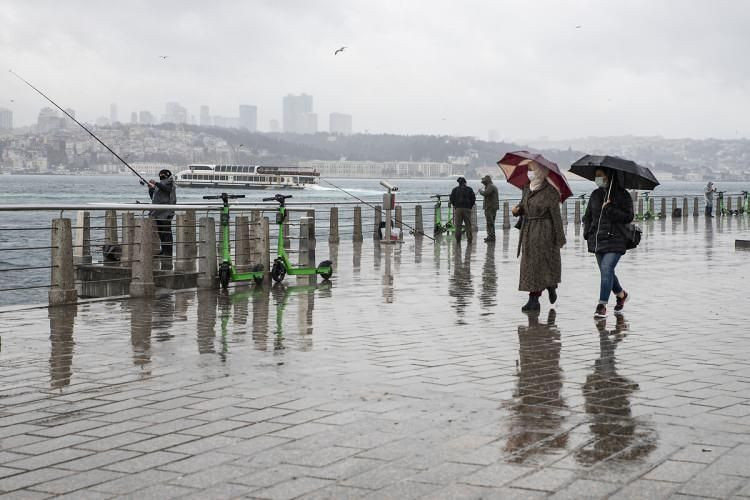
[334, 46, 347, 55]
[159, 55, 169, 59]
[575, 25, 582, 29]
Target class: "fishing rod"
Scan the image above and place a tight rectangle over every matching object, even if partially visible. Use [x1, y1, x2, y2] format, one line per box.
[8, 69, 149, 185]
[321, 178, 435, 241]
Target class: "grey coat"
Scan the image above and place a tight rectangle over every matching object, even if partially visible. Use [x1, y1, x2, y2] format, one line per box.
[148, 177, 177, 219]
[479, 182, 499, 212]
[517, 183, 566, 292]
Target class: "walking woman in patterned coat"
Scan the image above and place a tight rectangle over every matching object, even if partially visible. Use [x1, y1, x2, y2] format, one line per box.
[512, 163, 567, 312]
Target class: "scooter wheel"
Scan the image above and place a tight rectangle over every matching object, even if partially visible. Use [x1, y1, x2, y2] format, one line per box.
[271, 259, 286, 283]
[318, 260, 333, 280]
[219, 262, 231, 289]
[251, 263, 264, 285]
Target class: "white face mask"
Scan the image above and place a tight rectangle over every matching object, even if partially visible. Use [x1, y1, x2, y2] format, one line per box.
[594, 176, 608, 188]
[527, 170, 538, 182]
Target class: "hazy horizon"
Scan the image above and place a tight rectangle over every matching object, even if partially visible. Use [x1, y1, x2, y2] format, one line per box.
[2, 1, 749, 140]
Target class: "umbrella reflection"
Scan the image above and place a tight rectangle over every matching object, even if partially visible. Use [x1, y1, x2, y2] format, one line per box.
[575, 316, 657, 464]
[505, 310, 567, 462]
[49, 304, 77, 390]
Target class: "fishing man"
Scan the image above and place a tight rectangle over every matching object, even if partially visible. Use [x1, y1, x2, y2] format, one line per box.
[479, 175, 499, 242]
[450, 177, 476, 244]
[147, 169, 177, 256]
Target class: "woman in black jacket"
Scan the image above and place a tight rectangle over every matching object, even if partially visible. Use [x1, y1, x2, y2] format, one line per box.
[582, 168, 634, 318]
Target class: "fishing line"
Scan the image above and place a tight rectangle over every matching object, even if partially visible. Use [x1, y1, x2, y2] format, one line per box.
[9, 70, 149, 184]
[321, 178, 435, 241]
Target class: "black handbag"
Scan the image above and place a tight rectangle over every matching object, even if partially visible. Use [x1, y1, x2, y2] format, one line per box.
[622, 223, 642, 250]
[514, 215, 524, 230]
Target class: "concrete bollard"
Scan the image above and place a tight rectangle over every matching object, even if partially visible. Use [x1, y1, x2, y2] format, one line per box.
[561, 201, 568, 225]
[660, 198, 666, 218]
[728, 197, 733, 212]
[104, 209, 118, 247]
[738, 196, 743, 213]
[121, 212, 135, 268]
[574, 201, 581, 225]
[49, 218, 77, 306]
[683, 198, 689, 218]
[259, 217, 271, 285]
[175, 213, 193, 273]
[184, 210, 197, 268]
[329, 207, 339, 243]
[471, 205, 478, 234]
[638, 198, 644, 218]
[73, 211, 91, 265]
[415, 205, 424, 235]
[671, 198, 678, 217]
[249, 210, 261, 264]
[503, 201, 511, 230]
[306, 209, 316, 249]
[353, 206, 363, 242]
[649, 197, 655, 216]
[130, 218, 155, 297]
[694, 197, 700, 217]
[235, 215, 250, 272]
[374, 205, 382, 239]
[298, 217, 314, 284]
[198, 217, 217, 289]
[395, 205, 403, 240]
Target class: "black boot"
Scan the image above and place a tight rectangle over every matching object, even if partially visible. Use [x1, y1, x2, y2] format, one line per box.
[521, 294, 541, 312]
[547, 286, 558, 304]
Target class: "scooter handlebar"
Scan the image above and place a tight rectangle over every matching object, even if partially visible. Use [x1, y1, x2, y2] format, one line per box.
[263, 194, 294, 202]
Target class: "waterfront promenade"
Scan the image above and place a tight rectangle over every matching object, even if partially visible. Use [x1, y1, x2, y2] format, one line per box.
[1, 217, 749, 499]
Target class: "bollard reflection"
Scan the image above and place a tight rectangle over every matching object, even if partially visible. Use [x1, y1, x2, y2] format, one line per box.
[505, 310, 567, 462]
[383, 244, 394, 303]
[48, 304, 77, 390]
[151, 294, 176, 342]
[129, 298, 152, 374]
[575, 316, 657, 464]
[414, 234, 423, 264]
[196, 289, 218, 354]
[252, 285, 271, 351]
[479, 241, 497, 314]
[352, 241, 362, 275]
[448, 243, 473, 324]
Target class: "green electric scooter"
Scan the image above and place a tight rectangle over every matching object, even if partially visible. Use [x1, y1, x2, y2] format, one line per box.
[263, 194, 333, 283]
[203, 192, 265, 289]
[431, 194, 455, 236]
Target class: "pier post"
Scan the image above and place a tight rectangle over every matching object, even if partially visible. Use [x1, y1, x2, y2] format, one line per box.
[235, 215, 250, 272]
[395, 205, 404, 240]
[298, 217, 314, 284]
[353, 206, 363, 242]
[175, 213, 193, 272]
[660, 198, 666, 218]
[574, 201, 581, 225]
[198, 217, 217, 289]
[185, 210, 197, 269]
[415, 205, 424, 235]
[121, 212, 135, 268]
[728, 197, 733, 212]
[306, 209, 316, 249]
[249, 210, 261, 264]
[130, 217, 155, 298]
[561, 201, 568, 225]
[694, 197, 700, 217]
[374, 205, 382, 239]
[671, 198, 678, 217]
[283, 217, 291, 251]
[682, 198, 688, 218]
[638, 198, 644, 219]
[104, 209, 118, 247]
[503, 201, 511, 230]
[259, 217, 271, 285]
[73, 211, 91, 265]
[49, 217, 76, 306]
[649, 197, 655, 216]
[329, 207, 339, 243]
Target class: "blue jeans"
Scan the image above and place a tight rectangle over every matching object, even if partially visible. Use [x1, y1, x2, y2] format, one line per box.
[596, 252, 623, 303]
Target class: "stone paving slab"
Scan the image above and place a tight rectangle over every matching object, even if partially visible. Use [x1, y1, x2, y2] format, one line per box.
[1, 218, 750, 498]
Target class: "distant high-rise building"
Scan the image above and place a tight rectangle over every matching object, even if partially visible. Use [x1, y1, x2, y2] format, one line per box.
[283, 94, 313, 133]
[37, 107, 62, 132]
[329, 113, 352, 135]
[300, 112, 318, 134]
[109, 104, 118, 124]
[130, 111, 138, 124]
[238, 105, 257, 132]
[199, 105, 211, 126]
[163, 102, 187, 124]
[139, 110, 155, 125]
[0, 108, 12, 130]
[269, 119, 280, 133]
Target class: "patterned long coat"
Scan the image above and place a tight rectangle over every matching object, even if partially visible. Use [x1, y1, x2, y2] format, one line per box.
[517, 182, 566, 292]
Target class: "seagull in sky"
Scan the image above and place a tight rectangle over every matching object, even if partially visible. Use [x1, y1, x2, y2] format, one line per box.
[575, 25, 582, 29]
[159, 55, 169, 59]
[334, 46, 347, 55]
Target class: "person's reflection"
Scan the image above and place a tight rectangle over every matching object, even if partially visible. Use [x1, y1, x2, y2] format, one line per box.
[196, 289, 217, 354]
[448, 243, 473, 325]
[704, 214, 714, 260]
[252, 285, 271, 351]
[505, 310, 567, 462]
[479, 241, 497, 314]
[129, 298, 152, 374]
[49, 304, 77, 390]
[575, 316, 657, 465]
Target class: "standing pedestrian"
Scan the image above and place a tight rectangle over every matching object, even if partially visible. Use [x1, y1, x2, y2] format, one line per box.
[512, 163, 566, 312]
[479, 175, 499, 242]
[147, 169, 177, 256]
[450, 177, 476, 243]
[582, 168, 634, 318]
[704, 181, 717, 217]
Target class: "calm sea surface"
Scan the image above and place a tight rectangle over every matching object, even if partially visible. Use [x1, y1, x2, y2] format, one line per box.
[1, 175, 746, 306]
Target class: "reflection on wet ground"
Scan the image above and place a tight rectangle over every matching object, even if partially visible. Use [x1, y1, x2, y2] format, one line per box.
[1, 219, 750, 498]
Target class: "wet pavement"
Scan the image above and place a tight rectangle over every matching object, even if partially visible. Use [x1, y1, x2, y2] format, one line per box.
[1, 217, 750, 499]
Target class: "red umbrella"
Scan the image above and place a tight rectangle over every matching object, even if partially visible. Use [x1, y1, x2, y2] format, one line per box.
[497, 151, 573, 202]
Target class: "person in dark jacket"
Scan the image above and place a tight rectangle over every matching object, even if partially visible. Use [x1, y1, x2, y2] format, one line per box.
[449, 177, 476, 243]
[147, 169, 177, 256]
[582, 168, 634, 318]
[479, 175, 499, 242]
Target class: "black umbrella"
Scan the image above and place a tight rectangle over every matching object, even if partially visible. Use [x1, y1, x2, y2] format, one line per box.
[569, 155, 660, 190]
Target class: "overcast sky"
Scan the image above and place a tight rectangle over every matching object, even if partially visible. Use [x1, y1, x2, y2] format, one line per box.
[1, 0, 748, 140]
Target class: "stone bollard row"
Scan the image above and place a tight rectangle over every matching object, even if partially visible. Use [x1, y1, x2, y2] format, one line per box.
[121, 212, 135, 268]
[74, 211, 91, 265]
[415, 205, 424, 235]
[373, 205, 382, 239]
[353, 206, 363, 242]
[329, 207, 339, 243]
[197, 217, 217, 289]
[49, 218, 77, 306]
[130, 217, 155, 298]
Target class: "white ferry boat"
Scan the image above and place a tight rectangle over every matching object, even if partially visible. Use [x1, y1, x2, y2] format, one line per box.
[174, 164, 319, 189]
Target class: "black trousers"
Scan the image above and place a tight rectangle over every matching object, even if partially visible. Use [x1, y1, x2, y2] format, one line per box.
[155, 218, 173, 256]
